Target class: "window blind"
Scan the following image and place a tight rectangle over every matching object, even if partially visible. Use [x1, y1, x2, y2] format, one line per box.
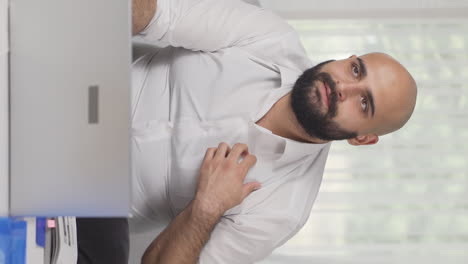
[260, 19, 468, 264]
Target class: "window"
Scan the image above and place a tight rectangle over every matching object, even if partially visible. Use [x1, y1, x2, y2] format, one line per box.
[260, 19, 468, 264]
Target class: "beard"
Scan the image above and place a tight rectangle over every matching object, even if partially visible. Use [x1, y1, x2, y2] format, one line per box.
[291, 60, 357, 141]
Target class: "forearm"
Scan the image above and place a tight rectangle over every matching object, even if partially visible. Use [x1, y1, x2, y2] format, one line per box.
[132, 0, 157, 35]
[141, 201, 222, 264]
[142, 143, 259, 263]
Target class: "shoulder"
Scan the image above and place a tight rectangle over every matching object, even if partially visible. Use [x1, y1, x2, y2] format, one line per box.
[239, 28, 312, 71]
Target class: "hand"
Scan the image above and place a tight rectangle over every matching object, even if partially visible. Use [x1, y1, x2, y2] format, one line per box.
[193, 142, 260, 219]
[132, 0, 157, 35]
[142, 143, 258, 264]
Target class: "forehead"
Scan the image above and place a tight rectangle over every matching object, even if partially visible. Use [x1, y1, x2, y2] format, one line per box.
[360, 54, 406, 98]
[325, 54, 411, 131]
[359, 54, 414, 129]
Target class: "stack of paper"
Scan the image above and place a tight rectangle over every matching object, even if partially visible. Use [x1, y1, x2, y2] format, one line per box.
[24, 218, 45, 264]
[45, 217, 77, 264]
[22, 217, 78, 264]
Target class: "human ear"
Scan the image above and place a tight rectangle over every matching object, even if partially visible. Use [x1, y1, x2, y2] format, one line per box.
[347, 134, 379, 146]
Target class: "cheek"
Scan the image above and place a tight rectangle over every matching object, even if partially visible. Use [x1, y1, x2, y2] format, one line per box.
[322, 61, 351, 82]
[333, 102, 366, 131]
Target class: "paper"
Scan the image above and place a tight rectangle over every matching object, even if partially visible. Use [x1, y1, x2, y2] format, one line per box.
[25, 218, 45, 264]
[50, 217, 77, 264]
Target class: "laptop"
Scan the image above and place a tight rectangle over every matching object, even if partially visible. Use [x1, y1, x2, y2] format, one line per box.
[9, 0, 131, 216]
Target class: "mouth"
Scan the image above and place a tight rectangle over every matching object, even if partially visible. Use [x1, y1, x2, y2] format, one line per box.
[320, 81, 330, 109]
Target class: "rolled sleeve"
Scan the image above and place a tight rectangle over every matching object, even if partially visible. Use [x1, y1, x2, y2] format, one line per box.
[198, 212, 299, 264]
[135, 0, 292, 52]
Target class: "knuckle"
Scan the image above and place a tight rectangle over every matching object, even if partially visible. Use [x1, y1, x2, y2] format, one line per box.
[218, 142, 229, 148]
[234, 143, 247, 150]
[245, 153, 253, 160]
[208, 147, 216, 152]
[205, 147, 214, 154]
[222, 160, 235, 170]
[250, 154, 257, 163]
[244, 154, 257, 166]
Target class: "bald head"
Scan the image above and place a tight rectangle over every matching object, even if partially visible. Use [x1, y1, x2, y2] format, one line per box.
[359, 52, 417, 136]
[290, 52, 418, 145]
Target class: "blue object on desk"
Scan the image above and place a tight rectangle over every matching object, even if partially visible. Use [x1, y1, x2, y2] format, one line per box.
[36, 218, 46, 248]
[0, 218, 27, 264]
[0, 218, 8, 263]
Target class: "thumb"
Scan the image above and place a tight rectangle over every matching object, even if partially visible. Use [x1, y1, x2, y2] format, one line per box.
[242, 182, 261, 200]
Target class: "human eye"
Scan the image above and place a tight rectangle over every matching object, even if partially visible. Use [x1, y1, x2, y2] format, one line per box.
[351, 63, 360, 78]
[360, 96, 368, 112]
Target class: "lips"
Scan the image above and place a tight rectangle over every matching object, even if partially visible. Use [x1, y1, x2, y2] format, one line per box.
[320, 81, 330, 109]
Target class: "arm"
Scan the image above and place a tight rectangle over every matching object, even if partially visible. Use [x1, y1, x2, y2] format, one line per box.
[132, 0, 157, 35]
[140, 201, 218, 264]
[141, 142, 260, 264]
[133, 0, 293, 52]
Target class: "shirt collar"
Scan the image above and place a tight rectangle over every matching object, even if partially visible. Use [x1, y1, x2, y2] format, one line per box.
[275, 64, 303, 89]
[279, 138, 331, 165]
[248, 120, 331, 164]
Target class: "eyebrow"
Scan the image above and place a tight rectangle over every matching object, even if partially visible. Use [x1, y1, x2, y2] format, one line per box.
[366, 89, 376, 117]
[357, 57, 375, 117]
[357, 57, 367, 78]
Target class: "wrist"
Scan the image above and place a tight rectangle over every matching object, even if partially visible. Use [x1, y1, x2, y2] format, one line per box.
[190, 197, 224, 225]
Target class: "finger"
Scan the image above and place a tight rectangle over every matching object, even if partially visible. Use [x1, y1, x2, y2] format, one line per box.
[214, 142, 230, 159]
[227, 143, 248, 161]
[241, 182, 261, 200]
[203, 147, 216, 162]
[240, 154, 257, 169]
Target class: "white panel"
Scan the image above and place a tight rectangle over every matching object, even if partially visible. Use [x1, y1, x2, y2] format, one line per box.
[0, 0, 8, 216]
[9, 0, 131, 216]
[259, 0, 468, 19]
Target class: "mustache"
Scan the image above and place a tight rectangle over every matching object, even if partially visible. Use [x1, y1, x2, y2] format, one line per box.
[315, 72, 338, 118]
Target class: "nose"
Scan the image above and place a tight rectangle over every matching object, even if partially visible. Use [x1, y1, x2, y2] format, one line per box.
[335, 81, 363, 102]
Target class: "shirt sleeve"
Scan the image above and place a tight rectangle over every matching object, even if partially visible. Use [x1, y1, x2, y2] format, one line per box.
[195, 144, 330, 263]
[134, 0, 293, 52]
[197, 211, 299, 264]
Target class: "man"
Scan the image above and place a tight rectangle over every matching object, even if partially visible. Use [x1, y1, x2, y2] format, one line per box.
[78, 0, 418, 263]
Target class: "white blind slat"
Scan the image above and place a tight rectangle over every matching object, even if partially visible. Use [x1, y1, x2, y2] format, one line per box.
[261, 18, 468, 264]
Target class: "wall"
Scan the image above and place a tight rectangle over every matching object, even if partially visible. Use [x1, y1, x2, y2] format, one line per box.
[0, 0, 8, 216]
[259, 0, 468, 19]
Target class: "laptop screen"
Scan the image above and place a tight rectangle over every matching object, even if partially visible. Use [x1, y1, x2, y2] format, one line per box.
[9, 0, 131, 217]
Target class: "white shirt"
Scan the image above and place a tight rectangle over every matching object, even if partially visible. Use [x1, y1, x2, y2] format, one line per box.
[131, 0, 331, 263]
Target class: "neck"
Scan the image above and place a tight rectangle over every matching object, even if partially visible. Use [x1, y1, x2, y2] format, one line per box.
[256, 93, 328, 144]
